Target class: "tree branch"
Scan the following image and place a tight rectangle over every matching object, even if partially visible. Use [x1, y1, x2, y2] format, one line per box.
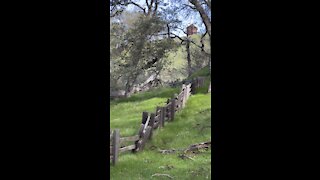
[200, 30, 208, 51]
[146, 0, 154, 16]
[175, 27, 188, 36]
[166, 24, 171, 38]
[182, 4, 196, 10]
[189, 0, 211, 36]
[129, 1, 147, 15]
[205, 0, 211, 10]
[112, 0, 147, 15]
[110, 9, 123, 18]
[155, 30, 211, 55]
[152, 0, 158, 16]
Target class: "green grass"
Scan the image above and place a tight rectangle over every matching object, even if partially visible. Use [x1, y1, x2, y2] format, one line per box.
[110, 87, 180, 136]
[110, 87, 211, 179]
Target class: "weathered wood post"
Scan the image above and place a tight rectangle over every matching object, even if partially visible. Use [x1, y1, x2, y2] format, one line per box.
[166, 99, 170, 120]
[185, 84, 188, 101]
[182, 84, 186, 108]
[156, 106, 161, 116]
[112, 129, 120, 165]
[170, 95, 176, 121]
[148, 113, 155, 140]
[208, 82, 211, 93]
[140, 126, 151, 151]
[191, 78, 196, 94]
[155, 106, 161, 129]
[187, 83, 191, 100]
[142, 111, 148, 124]
[160, 107, 166, 128]
[134, 112, 149, 153]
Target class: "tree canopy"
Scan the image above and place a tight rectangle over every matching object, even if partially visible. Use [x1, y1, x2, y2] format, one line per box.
[110, 0, 211, 96]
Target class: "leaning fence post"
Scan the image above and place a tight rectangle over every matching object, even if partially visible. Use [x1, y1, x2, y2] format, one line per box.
[112, 129, 120, 165]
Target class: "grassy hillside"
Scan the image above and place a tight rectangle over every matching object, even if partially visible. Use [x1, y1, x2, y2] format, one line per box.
[110, 93, 211, 179]
[110, 70, 211, 179]
[110, 87, 180, 136]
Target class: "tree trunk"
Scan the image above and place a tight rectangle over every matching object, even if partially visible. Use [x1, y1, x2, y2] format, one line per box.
[189, 0, 211, 37]
[186, 40, 192, 77]
[124, 77, 131, 98]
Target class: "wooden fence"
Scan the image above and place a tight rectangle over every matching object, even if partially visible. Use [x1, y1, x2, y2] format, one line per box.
[110, 83, 192, 165]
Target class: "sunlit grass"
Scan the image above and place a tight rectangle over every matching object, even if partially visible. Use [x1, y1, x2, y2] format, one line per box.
[110, 92, 211, 179]
[110, 67, 211, 179]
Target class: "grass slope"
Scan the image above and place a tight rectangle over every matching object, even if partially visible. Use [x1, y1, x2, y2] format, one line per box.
[110, 91, 211, 179]
[110, 87, 180, 136]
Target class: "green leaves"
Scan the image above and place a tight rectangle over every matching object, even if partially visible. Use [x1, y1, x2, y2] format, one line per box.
[111, 11, 179, 92]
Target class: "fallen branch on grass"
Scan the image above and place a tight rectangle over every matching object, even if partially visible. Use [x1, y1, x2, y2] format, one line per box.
[158, 141, 211, 154]
[185, 141, 211, 153]
[158, 149, 179, 154]
[151, 173, 174, 179]
[178, 154, 195, 161]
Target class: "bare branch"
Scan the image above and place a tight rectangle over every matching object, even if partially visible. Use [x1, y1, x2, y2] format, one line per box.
[110, 4, 116, 12]
[152, 0, 158, 16]
[112, 0, 147, 15]
[166, 24, 170, 39]
[188, 37, 210, 55]
[110, 9, 123, 18]
[154, 30, 211, 55]
[200, 30, 208, 51]
[175, 27, 188, 36]
[130, 2, 147, 14]
[183, 3, 196, 10]
[146, 0, 154, 16]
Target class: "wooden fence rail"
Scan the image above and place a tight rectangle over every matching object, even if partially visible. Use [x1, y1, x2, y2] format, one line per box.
[110, 83, 197, 165]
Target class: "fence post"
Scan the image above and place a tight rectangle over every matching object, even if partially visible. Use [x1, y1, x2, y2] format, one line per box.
[156, 106, 161, 116]
[140, 126, 151, 151]
[191, 79, 195, 94]
[170, 95, 176, 121]
[142, 112, 148, 124]
[159, 107, 164, 128]
[187, 83, 191, 100]
[149, 113, 155, 140]
[182, 84, 186, 108]
[112, 129, 120, 165]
